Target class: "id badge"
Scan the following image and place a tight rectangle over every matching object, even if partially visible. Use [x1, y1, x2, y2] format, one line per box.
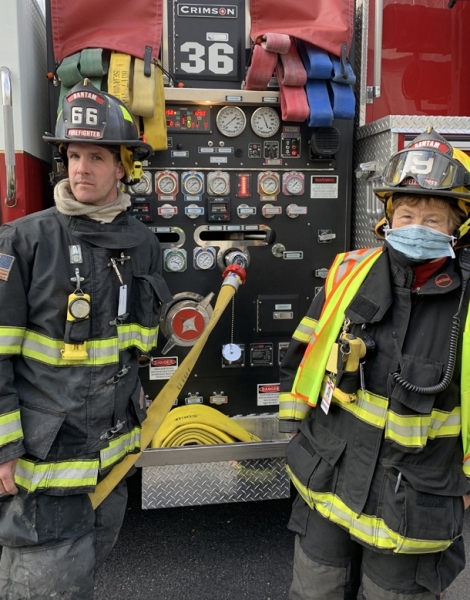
[321, 375, 335, 415]
[118, 285, 127, 317]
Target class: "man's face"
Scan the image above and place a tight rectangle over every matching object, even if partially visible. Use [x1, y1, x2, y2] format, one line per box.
[67, 143, 124, 206]
[391, 199, 454, 235]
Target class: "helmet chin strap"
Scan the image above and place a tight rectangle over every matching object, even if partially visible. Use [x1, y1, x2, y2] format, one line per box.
[120, 146, 143, 185]
[458, 216, 470, 239]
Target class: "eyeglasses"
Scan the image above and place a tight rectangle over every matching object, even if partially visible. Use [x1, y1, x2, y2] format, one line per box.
[381, 149, 470, 191]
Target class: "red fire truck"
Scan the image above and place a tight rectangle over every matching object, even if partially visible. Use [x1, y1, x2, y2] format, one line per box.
[1, 0, 470, 509]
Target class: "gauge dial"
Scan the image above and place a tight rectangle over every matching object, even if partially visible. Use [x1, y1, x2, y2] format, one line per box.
[195, 250, 216, 270]
[209, 176, 229, 195]
[158, 175, 177, 194]
[69, 297, 91, 319]
[129, 171, 151, 195]
[164, 249, 186, 272]
[184, 175, 203, 195]
[251, 107, 280, 138]
[285, 175, 304, 195]
[216, 106, 246, 137]
[260, 175, 279, 195]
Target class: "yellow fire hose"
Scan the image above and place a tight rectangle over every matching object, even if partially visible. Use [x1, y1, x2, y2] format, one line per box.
[150, 404, 260, 447]
[89, 276, 243, 509]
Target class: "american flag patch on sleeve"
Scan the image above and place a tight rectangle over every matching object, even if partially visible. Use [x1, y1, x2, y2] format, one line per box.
[0, 254, 15, 281]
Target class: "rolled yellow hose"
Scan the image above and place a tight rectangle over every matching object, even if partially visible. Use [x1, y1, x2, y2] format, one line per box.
[89, 282, 239, 509]
[151, 404, 260, 447]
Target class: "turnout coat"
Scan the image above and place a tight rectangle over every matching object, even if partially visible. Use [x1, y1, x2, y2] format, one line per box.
[0, 207, 172, 495]
[279, 245, 470, 554]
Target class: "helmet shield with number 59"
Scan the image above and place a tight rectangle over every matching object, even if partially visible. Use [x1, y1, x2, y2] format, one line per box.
[374, 128, 470, 207]
[373, 128, 470, 241]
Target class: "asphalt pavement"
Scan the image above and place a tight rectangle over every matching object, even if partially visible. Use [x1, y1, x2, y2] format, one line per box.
[95, 472, 470, 600]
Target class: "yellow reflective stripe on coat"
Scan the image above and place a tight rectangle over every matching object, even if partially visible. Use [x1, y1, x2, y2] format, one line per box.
[19, 327, 159, 366]
[100, 427, 141, 470]
[21, 330, 118, 365]
[15, 457, 99, 492]
[461, 307, 470, 476]
[320, 377, 461, 448]
[0, 326, 25, 355]
[292, 317, 318, 343]
[278, 392, 312, 420]
[292, 249, 382, 405]
[117, 323, 159, 353]
[288, 468, 452, 554]
[0, 410, 23, 447]
[385, 407, 461, 449]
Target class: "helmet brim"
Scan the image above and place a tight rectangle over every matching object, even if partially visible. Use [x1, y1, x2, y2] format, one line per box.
[43, 134, 153, 160]
[374, 185, 470, 204]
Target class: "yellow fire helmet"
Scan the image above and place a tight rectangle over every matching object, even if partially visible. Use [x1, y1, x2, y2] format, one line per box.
[373, 128, 470, 241]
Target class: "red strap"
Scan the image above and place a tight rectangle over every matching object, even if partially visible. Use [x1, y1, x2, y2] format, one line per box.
[279, 83, 310, 121]
[260, 33, 291, 54]
[244, 44, 278, 90]
[276, 43, 307, 86]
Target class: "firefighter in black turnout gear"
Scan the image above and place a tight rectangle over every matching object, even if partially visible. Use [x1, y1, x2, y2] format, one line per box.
[279, 129, 470, 600]
[0, 79, 171, 599]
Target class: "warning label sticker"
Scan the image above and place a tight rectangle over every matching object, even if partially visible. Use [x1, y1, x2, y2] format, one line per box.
[149, 356, 178, 380]
[310, 175, 338, 199]
[257, 383, 280, 406]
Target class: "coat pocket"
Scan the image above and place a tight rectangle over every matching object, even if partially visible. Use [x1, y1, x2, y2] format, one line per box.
[389, 355, 443, 414]
[20, 403, 66, 460]
[380, 470, 464, 550]
[130, 273, 173, 330]
[286, 422, 346, 494]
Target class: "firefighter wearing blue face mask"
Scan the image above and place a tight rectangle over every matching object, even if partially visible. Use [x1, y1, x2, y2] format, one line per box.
[279, 128, 470, 600]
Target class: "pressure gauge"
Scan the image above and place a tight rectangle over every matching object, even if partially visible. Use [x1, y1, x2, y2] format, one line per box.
[158, 175, 177, 195]
[164, 248, 187, 272]
[69, 296, 91, 319]
[260, 174, 280, 195]
[216, 106, 246, 137]
[194, 247, 216, 270]
[208, 172, 230, 196]
[283, 172, 305, 195]
[251, 107, 280, 138]
[183, 175, 203, 195]
[129, 171, 151, 195]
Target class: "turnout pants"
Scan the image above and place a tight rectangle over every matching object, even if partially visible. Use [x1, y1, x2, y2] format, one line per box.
[0, 481, 128, 599]
[288, 497, 466, 600]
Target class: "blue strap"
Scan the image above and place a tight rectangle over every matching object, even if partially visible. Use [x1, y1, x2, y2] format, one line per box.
[330, 54, 356, 85]
[297, 41, 332, 80]
[327, 81, 356, 120]
[305, 79, 333, 127]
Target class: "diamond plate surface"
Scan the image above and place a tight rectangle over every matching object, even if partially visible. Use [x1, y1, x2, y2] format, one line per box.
[357, 115, 470, 140]
[142, 458, 290, 509]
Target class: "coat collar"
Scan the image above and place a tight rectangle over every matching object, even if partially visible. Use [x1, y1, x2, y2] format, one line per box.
[344, 246, 462, 325]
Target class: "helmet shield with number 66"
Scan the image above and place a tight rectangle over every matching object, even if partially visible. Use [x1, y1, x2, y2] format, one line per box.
[43, 79, 153, 184]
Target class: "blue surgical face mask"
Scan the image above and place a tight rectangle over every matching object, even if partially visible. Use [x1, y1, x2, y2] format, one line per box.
[384, 224, 456, 260]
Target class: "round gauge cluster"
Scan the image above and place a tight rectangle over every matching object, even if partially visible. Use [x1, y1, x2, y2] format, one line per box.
[250, 107, 280, 138]
[216, 106, 280, 138]
[184, 175, 203, 195]
[159, 175, 176, 194]
[215, 106, 246, 138]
